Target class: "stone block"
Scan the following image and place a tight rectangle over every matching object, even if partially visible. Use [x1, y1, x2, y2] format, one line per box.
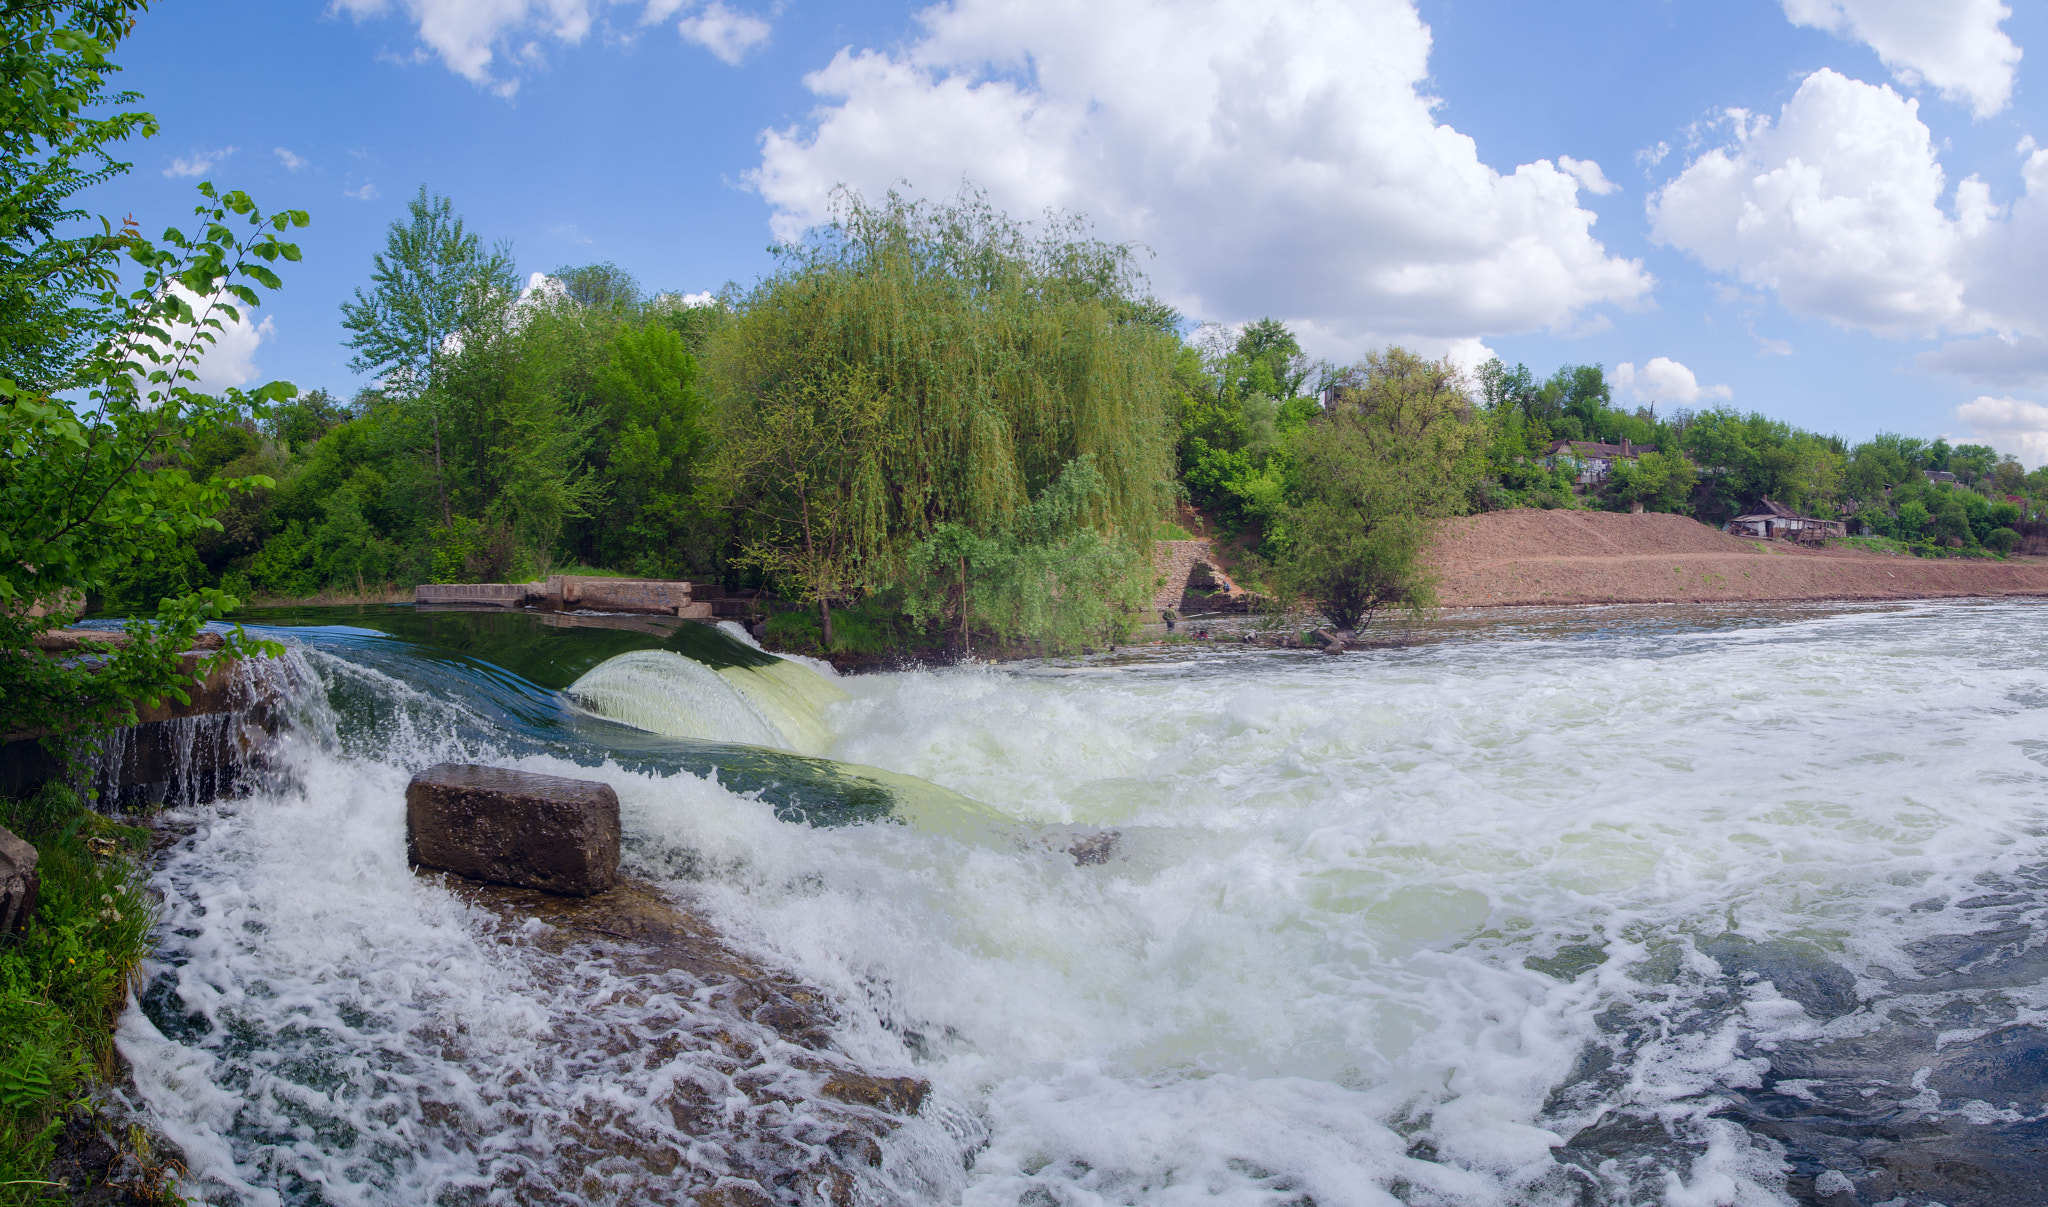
[546, 575, 695, 615]
[407, 763, 620, 896]
[415, 583, 529, 606]
[0, 825, 38, 941]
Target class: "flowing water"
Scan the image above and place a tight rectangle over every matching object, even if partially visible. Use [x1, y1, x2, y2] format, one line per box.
[109, 600, 2048, 1206]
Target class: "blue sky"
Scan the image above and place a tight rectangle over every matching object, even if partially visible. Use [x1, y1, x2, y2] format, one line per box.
[91, 0, 2048, 463]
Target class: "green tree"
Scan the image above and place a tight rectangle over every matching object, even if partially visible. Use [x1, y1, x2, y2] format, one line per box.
[1951, 443, 1998, 484]
[588, 319, 709, 575]
[1844, 434, 1916, 503]
[903, 456, 1148, 653]
[2, 182, 305, 736]
[0, 0, 156, 390]
[1608, 449, 1699, 514]
[705, 187, 1177, 637]
[263, 385, 350, 451]
[433, 288, 604, 572]
[339, 186, 516, 527]
[710, 363, 893, 647]
[552, 260, 642, 313]
[1268, 348, 1484, 632]
[1894, 500, 1930, 540]
[1991, 455, 2026, 495]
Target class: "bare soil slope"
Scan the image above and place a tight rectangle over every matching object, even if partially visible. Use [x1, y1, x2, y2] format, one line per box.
[1430, 509, 2048, 607]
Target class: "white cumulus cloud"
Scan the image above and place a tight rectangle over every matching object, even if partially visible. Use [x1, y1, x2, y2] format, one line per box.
[1955, 394, 2048, 467]
[1649, 69, 1987, 339]
[336, 0, 771, 92]
[1781, 0, 2021, 118]
[164, 146, 235, 178]
[677, 1, 769, 64]
[1652, 68, 2048, 374]
[333, 0, 595, 94]
[1613, 357, 1731, 405]
[1557, 156, 1618, 196]
[274, 147, 309, 172]
[135, 287, 276, 395]
[1918, 332, 2048, 387]
[749, 0, 1650, 357]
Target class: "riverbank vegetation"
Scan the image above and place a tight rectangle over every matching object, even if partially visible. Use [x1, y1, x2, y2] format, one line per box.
[129, 183, 2048, 648]
[3, 3, 302, 1197]
[0, 787, 158, 1207]
[21, 7, 2048, 662]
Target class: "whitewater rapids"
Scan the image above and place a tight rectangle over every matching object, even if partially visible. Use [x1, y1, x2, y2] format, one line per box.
[114, 602, 2048, 1204]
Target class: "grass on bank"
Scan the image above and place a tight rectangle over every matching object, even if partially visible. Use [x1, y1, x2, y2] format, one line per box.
[0, 784, 159, 1206]
[1832, 535, 2007, 560]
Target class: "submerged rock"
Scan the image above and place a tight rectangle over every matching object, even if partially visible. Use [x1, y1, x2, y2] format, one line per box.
[0, 824, 37, 940]
[1702, 934, 1860, 1020]
[444, 872, 941, 1204]
[1028, 824, 1123, 866]
[406, 763, 620, 896]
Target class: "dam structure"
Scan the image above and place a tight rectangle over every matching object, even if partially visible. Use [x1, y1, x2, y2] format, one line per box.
[415, 574, 710, 616]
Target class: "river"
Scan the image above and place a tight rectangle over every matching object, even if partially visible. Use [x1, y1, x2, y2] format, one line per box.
[112, 600, 2048, 1206]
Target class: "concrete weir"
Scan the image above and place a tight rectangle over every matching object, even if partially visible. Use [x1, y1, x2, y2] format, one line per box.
[415, 574, 711, 617]
[0, 632, 287, 809]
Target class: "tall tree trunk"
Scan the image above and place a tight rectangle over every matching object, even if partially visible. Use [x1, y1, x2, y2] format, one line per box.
[818, 594, 834, 648]
[430, 407, 451, 527]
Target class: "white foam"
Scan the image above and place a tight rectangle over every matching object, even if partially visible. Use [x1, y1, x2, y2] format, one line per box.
[120, 602, 2048, 1203]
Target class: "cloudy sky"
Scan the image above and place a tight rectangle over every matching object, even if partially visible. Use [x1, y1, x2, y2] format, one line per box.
[98, 0, 2048, 462]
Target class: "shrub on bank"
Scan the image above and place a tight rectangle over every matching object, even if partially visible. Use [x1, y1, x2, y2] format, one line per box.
[763, 594, 940, 659]
[0, 786, 157, 1206]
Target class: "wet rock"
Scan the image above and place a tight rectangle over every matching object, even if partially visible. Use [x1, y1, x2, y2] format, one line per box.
[0, 825, 37, 940]
[406, 763, 619, 896]
[819, 1071, 929, 1115]
[29, 628, 224, 653]
[1027, 824, 1123, 866]
[1703, 935, 1859, 1020]
[445, 871, 942, 1204]
[1525, 942, 1608, 981]
[1067, 827, 1121, 866]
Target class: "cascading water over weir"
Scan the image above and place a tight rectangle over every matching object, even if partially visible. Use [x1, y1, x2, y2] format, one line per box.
[106, 600, 2048, 1206]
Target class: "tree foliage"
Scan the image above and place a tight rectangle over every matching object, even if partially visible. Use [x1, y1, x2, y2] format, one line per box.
[340, 185, 517, 526]
[703, 188, 1179, 644]
[710, 363, 892, 646]
[0, 0, 156, 390]
[1267, 349, 1484, 631]
[902, 455, 1150, 653]
[1, 2, 303, 747]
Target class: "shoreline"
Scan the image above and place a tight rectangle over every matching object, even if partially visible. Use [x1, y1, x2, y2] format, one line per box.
[1426, 509, 2048, 612]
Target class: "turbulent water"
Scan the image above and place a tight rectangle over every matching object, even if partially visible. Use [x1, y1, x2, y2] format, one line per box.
[110, 601, 2048, 1206]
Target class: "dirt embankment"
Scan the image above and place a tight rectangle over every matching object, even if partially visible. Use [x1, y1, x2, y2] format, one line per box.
[1429, 509, 2048, 608]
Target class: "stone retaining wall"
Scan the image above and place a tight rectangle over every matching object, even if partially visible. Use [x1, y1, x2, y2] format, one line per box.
[416, 583, 527, 606]
[1151, 540, 1208, 612]
[414, 577, 707, 616]
[546, 575, 700, 615]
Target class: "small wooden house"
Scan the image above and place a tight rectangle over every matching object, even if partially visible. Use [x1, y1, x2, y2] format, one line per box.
[1725, 499, 1846, 542]
[1545, 438, 1657, 485]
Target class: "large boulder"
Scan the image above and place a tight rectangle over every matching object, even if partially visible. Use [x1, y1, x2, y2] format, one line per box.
[406, 764, 619, 896]
[0, 825, 38, 941]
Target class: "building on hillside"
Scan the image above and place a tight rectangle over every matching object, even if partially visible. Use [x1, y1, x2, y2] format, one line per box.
[1924, 470, 1958, 484]
[1725, 499, 1847, 542]
[1545, 438, 1657, 485]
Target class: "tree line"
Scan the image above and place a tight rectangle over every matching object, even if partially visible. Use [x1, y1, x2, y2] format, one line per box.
[106, 180, 2048, 647]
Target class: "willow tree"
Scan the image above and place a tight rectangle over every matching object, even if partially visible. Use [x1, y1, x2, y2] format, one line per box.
[702, 189, 1178, 642]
